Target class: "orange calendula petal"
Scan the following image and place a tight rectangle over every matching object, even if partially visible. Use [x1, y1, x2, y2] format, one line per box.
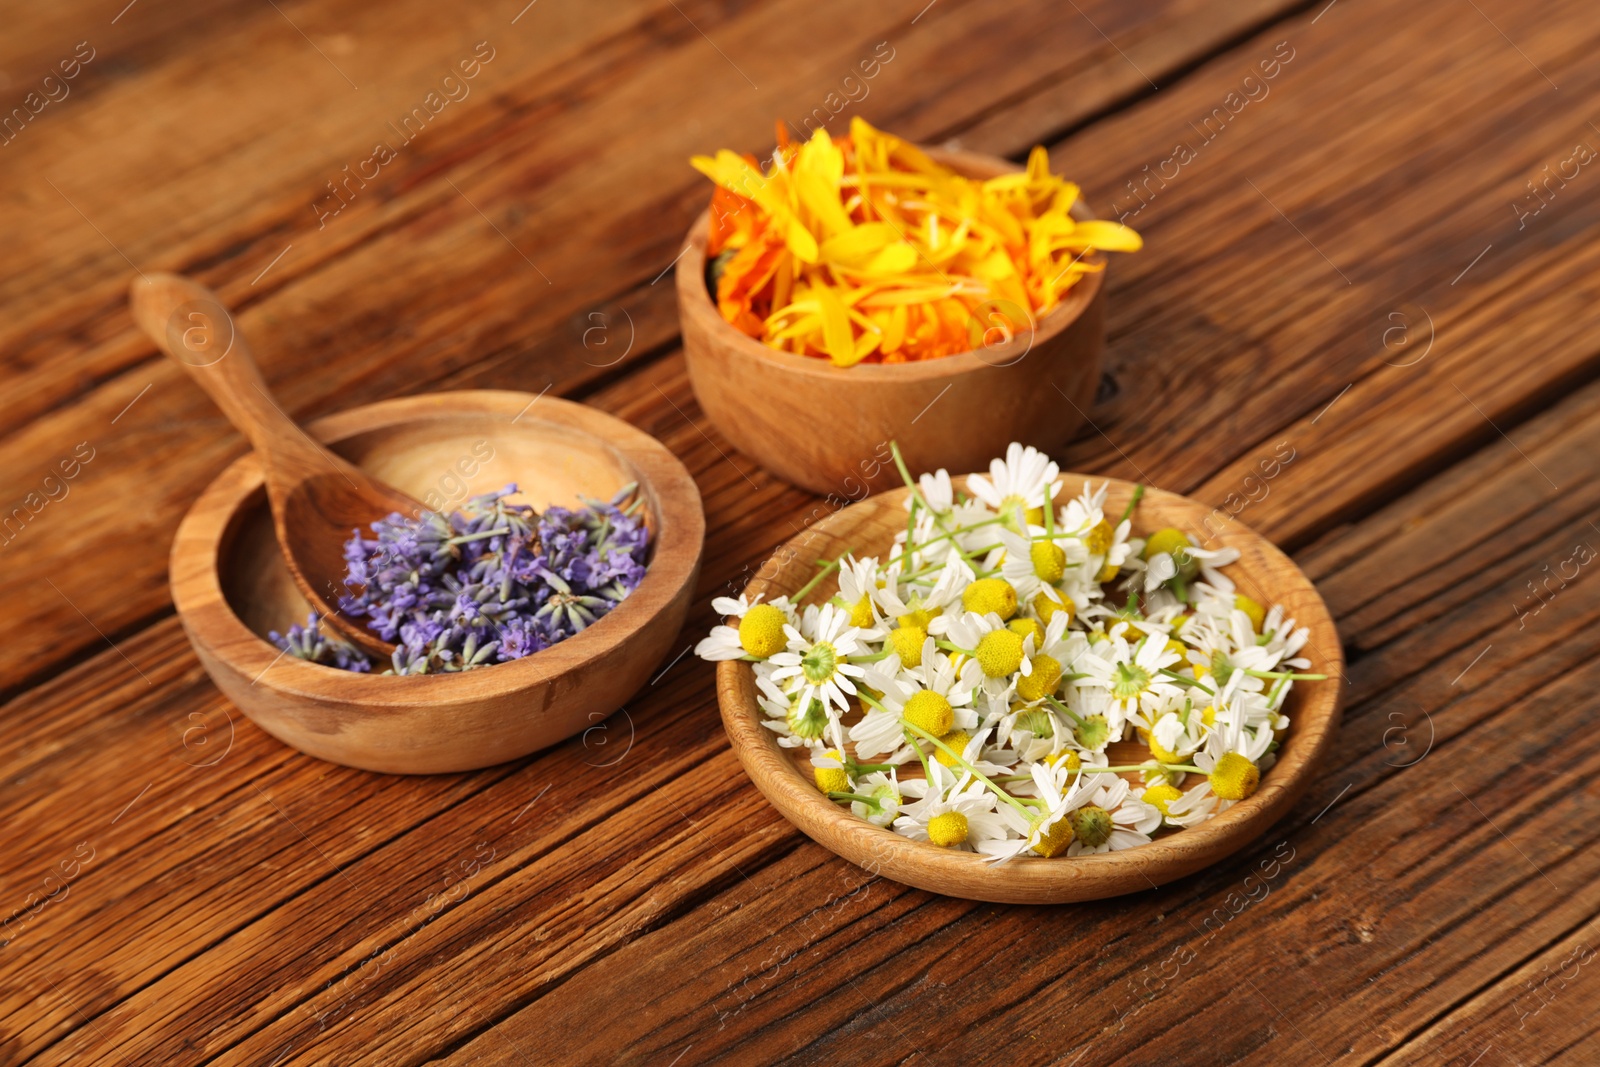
[690, 122, 1139, 362]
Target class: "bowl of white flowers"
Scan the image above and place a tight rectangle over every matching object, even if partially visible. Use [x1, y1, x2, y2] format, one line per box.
[699, 443, 1341, 903]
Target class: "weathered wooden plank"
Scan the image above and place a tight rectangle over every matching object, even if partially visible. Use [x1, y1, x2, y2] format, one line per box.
[7, 341, 1594, 1064]
[5, 0, 1600, 1062]
[436, 370, 1600, 1067]
[1373, 916, 1600, 1066]
[0, 0, 1308, 698]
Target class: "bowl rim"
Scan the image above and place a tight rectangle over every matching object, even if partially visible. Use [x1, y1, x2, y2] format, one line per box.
[170, 389, 704, 706]
[716, 474, 1344, 903]
[675, 144, 1107, 382]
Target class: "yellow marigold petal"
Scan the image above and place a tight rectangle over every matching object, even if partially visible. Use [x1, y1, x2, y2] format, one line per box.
[1062, 219, 1144, 252]
[812, 284, 856, 365]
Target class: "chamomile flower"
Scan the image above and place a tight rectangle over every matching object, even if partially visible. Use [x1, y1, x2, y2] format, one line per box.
[694, 594, 795, 660]
[895, 764, 1014, 852]
[873, 564, 964, 632]
[997, 528, 1073, 603]
[966, 443, 1061, 532]
[1081, 633, 1183, 733]
[851, 770, 902, 827]
[850, 646, 976, 762]
[835, 556, 889, 637]
[754, 668, 832, 749]
[1064, 776, 1162, 856]
[1183, 709, 1274, 815]
[698, 443, 1329, 861]
[917, 467, 956, 512]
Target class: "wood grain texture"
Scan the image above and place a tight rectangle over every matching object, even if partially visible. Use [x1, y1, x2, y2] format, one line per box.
[4, 0, 1600, 1063]
[678, 147, 1106, 495]
[719, 477, 1342, 903]
[133, 272, 424, 657]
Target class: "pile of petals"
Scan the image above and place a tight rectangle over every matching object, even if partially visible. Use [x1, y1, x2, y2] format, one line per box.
[690, 117, 1142, 365]
[695, 444, 1323, 860]
[271, 484, 650, 675]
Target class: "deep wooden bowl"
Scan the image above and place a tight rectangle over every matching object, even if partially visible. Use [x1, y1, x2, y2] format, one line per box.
[171, 390, 704, 774]
[678, 146, 1107, 496]
[717, 475, 1342, 903]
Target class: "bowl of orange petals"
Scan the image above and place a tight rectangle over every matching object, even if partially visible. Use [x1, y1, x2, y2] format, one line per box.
[676, 118, 1141, 496]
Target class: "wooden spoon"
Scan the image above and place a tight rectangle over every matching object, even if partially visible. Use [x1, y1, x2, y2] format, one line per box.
[130, 272, 410, 660]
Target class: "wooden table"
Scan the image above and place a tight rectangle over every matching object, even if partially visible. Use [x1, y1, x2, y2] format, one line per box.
[4, 1, 1597, 1063]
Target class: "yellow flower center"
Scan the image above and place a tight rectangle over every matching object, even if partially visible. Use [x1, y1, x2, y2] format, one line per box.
[897, 605, 941, 630]
[1030, 542, 1066, 582]
[1050, 749, 1082, 773]
[903, 689, 954, 737]
[976, 629, 1025, 678]
[1235, 594, 1266, 632]
[889, 625, 927, 667]
[847, 594, 876, 629]
[1146, 732, 1184, 765]
[1200, 704, 1216, 728]
[1084, 519, 1114, 556]
[1143, 783, 1183, 817]
[927, 810, 969, 848]
[1031, 815, 1075, 857]
[1016, 654, 1062, 702]
[963, 578, 1018, 620]
[1209, 752, 1260, 801]
[1032, 591, 1073, 625]
[814, 765, 850, 794]
[1007, 617, 1045, 647]
[1097, 560, 1120, 583]
[738, 603, 787, 657]
[1164, 638, 1188, 659]
[1143, 527, 1198, 579]
[998, 494, 1045, 534]
[934, 730, 970, 767]
[1070, 804, 1113, 848]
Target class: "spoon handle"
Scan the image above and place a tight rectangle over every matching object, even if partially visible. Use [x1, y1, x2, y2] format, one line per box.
[129, 272, 345, 487]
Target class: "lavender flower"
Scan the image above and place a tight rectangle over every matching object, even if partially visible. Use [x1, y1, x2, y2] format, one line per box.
[271, 482, 652, 675]
[269, 613, 371, 673]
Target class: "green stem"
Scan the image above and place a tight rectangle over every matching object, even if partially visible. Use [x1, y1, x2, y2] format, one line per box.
[903, 721, 1034, 819]
[793, 550, 854, 604]
[447, 526, 512, 545]
[1118, 485, 1145, 525]
[1159, 668, 1214, 695]
[855, 687, 889, 713]
[1044, 694, 1086, 729]
[827, 791, 882, 806]
[894, 494, 920, 570]
[935, 639, 976, 657]
[890, 441, 952, 534]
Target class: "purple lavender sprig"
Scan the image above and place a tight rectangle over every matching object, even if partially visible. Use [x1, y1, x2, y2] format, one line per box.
[269, 613, 372, 673]
[270, 482, 652, 675]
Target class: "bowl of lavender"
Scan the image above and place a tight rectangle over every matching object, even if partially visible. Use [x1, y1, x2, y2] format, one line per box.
[169, 390, 704, 773]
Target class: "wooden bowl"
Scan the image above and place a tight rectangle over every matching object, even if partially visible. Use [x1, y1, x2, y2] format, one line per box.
[716, 475, 1343, 903]
[678, 146, 1107, 497]
[171, 390, 704, 774]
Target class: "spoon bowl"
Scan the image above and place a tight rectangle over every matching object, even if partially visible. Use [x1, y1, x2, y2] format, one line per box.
[130, 273, 409, 658]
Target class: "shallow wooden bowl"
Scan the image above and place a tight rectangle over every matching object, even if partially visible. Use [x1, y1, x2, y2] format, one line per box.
[678, 146, 1107, 497]
[717, 475, 1342, 903]
[171, 390, 704, 774]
